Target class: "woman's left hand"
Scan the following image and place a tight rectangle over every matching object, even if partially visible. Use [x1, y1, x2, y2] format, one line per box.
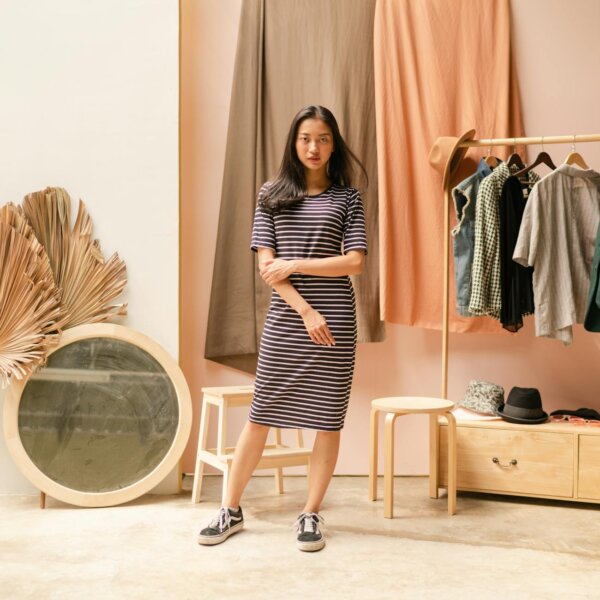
[260, 258, 295, 285]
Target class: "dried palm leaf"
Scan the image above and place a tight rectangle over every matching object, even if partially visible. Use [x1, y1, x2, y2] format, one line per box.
[0, 203, 33, 237]
[0, 218, 62, 388]
[22, 188, 127, 329]
[0, 203, 54, 287]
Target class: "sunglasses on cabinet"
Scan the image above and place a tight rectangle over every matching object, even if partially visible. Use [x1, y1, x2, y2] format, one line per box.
[549, 415, 600, 427]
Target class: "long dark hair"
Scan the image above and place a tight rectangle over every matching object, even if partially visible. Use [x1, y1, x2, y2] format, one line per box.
[259, 105, 368, 214]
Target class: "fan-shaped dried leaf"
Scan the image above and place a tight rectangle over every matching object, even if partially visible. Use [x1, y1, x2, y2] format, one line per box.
[22, 188, 128, 329]
[0, 221, 62, 388]
[0, 203, 58, 300]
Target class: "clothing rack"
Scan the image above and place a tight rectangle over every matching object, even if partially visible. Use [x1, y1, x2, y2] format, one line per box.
[438, 132, 600, 400]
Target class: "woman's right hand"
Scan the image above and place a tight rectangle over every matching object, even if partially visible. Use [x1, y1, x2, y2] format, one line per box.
[300, 308, 336, 346]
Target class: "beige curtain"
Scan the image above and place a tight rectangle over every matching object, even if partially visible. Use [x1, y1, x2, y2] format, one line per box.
[205, 0, 385, 373]
[374, 0, 525, 332]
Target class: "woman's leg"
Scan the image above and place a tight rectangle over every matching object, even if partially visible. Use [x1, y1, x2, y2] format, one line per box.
[223, 421, 270, 508]
[302, 430, 341, 513]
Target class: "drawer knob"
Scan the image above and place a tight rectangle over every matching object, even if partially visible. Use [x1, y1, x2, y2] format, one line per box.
[492, 457, 518, 468]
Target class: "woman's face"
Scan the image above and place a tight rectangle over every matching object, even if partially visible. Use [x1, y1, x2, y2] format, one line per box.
[295, 118, 334, 174]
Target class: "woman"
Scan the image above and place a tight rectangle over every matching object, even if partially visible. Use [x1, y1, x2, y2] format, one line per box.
[198, 105, 368, 552]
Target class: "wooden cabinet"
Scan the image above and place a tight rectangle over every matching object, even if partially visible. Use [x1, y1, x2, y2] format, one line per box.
[578, 435, 600, 501]
[438, 419, 600, 504]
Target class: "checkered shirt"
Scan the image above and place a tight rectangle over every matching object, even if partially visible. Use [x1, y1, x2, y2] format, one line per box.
[469, 163, 539, 318]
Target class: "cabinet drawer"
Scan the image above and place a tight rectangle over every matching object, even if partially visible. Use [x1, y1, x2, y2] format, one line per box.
[439, 425, 574, 498]
[578, 435, 600, 500]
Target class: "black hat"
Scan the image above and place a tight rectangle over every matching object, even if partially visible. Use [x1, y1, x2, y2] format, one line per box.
[496, 387, 548, 425]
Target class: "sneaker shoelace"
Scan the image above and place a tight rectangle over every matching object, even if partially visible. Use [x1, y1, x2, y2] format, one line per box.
[209, 507, 232, 532]
[293, 512, 325, 535]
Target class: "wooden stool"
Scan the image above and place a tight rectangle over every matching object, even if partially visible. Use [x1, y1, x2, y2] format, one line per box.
[191, 385, 312, 503]
[369, 396, 457, 518]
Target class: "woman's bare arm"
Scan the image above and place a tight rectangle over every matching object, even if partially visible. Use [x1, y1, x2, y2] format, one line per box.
[257, 248, 335, 346]
[260, 250, 364, 285]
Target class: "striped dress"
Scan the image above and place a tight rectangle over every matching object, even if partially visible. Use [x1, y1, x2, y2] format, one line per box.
[249, 184, 368, 431]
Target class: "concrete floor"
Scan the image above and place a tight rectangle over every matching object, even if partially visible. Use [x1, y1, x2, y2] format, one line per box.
[2, 475, 600, 599]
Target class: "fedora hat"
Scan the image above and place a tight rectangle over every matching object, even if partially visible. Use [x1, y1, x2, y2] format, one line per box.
[496, 387, 548, 425]
[428, 129, 476, 189]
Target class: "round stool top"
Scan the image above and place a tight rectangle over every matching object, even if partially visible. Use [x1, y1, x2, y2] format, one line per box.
[371, 396, 454, 414]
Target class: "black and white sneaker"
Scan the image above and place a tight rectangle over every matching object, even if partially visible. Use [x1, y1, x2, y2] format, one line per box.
[294, 512, 325, 552]
[197, 506, 244, 546]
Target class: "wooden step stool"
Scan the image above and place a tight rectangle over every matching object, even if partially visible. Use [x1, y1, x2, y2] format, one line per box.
[191, 385, 312, 503]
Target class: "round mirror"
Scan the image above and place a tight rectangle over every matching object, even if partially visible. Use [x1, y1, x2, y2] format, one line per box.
[3, 324, 192, 507]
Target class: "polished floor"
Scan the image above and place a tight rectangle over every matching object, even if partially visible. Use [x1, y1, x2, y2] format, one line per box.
[1, 475, 600, 599]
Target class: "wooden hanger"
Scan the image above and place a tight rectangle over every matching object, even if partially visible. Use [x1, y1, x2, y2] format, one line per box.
[514, 152, 557, 178]
[564, 135, 589, 169]
[564, 152, 588, 168]
[514, 136, 557, 178]
[506, 152, 526, 170]
[506, 138, 526, 170]
[484, 144, 499, 168]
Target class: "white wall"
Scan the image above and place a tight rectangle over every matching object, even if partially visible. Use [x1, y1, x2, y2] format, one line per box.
[511, 0, 600, 167]
[0, 0, 179, 494]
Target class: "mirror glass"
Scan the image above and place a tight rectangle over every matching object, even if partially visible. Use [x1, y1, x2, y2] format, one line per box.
[18, 337, 179, 493]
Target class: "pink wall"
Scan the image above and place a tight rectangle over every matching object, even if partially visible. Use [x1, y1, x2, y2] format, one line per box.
[181, 0, 600, 476]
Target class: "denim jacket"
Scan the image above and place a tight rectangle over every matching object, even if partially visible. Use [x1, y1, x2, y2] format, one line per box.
[452, 159, 493, 316]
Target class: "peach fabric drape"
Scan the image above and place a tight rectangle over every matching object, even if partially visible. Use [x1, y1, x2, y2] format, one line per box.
[374, 0, 524, 332]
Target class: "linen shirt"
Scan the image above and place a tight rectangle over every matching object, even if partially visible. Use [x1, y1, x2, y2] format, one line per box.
[513, 164, 600, 344]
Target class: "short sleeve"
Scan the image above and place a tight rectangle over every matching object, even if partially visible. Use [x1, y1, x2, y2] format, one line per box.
[513, 185, 539, 268]
[343, 189, 368, 255]
[250, 186, 276, 253]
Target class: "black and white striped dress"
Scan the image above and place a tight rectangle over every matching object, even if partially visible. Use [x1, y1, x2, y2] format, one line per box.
[250, 184, 367, 431]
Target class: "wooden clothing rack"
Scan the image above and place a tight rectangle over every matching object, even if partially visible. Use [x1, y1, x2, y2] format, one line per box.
[438, 132, 600, 399]
[425, 132, 600, 505]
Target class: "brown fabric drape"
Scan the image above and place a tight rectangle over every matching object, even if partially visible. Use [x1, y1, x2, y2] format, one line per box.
[205, 0, 385, 373]
[374, 0, 525, 332]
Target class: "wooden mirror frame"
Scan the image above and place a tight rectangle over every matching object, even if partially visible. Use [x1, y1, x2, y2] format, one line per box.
[3, 323, 192, 507]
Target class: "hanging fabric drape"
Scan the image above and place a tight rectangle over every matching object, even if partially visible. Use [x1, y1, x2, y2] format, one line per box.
[205, 0, 385, 373]
[374, 0, 525, 333]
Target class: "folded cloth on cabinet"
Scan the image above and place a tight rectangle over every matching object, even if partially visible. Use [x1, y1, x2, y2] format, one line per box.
[451, 407, 502, 421]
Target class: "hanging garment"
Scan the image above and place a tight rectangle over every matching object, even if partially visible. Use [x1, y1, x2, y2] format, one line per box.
[469, 164, 539, 318]
[499, 175, 537, 332]
[250, 185, 367, 431]
[373, 0, 524, 331]
[205, 0, 384, 373]
[452, 158, 493, 316]
[513, 165, 600, 344]
[584, 221, 600, 332]
[468, 162, 511, 318]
